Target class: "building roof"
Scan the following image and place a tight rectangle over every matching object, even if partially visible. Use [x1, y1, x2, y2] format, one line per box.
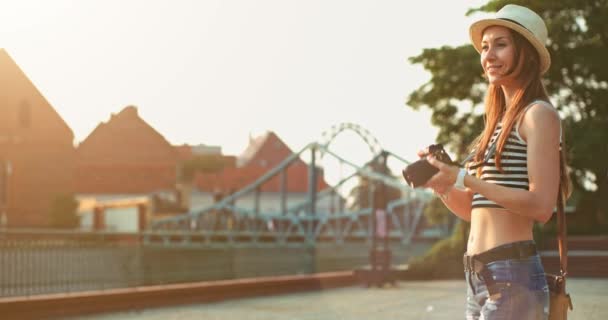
[174, 144, 194, 161]
[238, 131, 297, 168]
[237, 131, 270, 167]
[195, 162, 327, 193]
[196, 131, 328, 193]
[0, 48, 74, 145]
[77, 105, 178, 165]
[74, 106, 179, 194]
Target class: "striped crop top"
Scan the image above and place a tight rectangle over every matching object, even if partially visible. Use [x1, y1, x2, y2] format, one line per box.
[466, 100, 561, 209]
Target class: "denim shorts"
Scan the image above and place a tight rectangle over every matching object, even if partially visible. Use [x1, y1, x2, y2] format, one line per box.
[465, 241, 550, 320]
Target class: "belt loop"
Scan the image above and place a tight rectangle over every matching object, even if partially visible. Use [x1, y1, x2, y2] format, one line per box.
[519, 243, 527, 258]
[468, 269, 476, 295]
[478, 263, 499, 297]
[463, 254, 477, 295]
[470, 255, 477, 273]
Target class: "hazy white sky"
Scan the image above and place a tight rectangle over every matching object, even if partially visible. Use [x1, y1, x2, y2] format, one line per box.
[1, 0, 488, 166]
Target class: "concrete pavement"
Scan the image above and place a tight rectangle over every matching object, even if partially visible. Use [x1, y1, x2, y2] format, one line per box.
[76, 278, 607, 320]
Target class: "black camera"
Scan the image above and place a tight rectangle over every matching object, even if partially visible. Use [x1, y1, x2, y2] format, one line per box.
[402, 144, 454, 188]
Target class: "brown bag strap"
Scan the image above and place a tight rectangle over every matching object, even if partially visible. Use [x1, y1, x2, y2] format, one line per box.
[556, 128, 568, 278]
[556, 190, 568, 276]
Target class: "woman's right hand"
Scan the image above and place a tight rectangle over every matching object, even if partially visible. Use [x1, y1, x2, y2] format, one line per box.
[416, 147, 451, 196]
[416, 148, 429, 159]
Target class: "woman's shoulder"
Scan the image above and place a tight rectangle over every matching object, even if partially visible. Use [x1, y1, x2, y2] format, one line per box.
[518, 100, 561, 141]
[521, 100, 560, 124]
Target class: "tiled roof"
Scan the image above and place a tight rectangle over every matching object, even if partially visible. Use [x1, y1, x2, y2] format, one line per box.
[237, 132, 270, 167]
[196, 131, 328, 193]
[76, 106, 178, 164]
[195, 162, 327, 193]
[0, 49, 74, 144]
[75, 106, 178, 193]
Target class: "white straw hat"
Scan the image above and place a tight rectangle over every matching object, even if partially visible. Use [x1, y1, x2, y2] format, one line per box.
[469, 4, 551, 75]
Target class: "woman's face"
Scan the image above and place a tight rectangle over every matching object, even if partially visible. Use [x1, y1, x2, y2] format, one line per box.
[480, 26, 516, 85]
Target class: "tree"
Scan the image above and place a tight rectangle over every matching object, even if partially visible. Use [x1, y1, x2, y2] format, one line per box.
[178, 154, 228, 183]
[346, 152, 402, 211]
[423, 197, 456, 230]
[404, 221, 470, 279]
[49, 194, 79, 229]
[407, 0, 608, 232]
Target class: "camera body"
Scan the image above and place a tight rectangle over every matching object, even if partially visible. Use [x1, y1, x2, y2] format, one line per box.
[402, 144, 454, 188]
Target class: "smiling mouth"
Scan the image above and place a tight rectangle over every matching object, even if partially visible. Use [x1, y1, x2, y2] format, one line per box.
[487, 65, 502, 71]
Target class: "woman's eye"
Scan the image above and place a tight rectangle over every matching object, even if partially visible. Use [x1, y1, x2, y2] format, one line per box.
[482, 45, 489, 50]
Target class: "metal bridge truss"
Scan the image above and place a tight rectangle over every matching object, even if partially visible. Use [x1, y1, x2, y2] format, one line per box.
[149, 132, 431, 247]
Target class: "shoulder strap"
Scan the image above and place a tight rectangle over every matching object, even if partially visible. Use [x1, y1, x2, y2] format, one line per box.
[460, 124, 503, 168]
[557, 189, 568, 277]
[460, 152, 474, 166]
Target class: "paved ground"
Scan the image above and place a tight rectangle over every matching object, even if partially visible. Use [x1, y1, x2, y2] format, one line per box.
[77, 278, 607, 320]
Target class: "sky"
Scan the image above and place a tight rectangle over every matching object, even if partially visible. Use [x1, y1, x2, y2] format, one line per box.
[1, 0, 488, 170]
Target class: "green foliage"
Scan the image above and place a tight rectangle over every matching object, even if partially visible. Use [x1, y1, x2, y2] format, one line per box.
[407, 0, 608, 231]
[49, 194, 79, 229]
[347, 179, 372, 210]
[407, 45, 486, 159]
[347, 153, 402, 210]
[404, 221, 470, 279]
[423, 196, 452, 226]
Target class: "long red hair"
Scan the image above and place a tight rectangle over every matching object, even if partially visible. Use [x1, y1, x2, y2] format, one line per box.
[471, 29, 571, 200]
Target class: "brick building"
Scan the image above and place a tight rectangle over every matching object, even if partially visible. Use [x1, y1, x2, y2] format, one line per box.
[195, 131, 328, 193]
[191, 131, 335, 213]
[0, 49, 75, 227]
[74, 106, 179, 194]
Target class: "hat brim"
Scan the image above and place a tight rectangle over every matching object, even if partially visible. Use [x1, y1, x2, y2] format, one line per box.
[469, 19, 550, 75]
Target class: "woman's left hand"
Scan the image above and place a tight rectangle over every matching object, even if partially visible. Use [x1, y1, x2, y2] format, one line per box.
[424, 155, 460, 193]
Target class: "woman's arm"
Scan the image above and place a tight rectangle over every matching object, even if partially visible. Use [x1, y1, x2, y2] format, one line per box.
[425, 103, 561, 224]
[436, 186, 473, 221]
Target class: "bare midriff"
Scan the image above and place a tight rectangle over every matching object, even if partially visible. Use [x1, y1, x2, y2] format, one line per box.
[466, 207, 535, 255]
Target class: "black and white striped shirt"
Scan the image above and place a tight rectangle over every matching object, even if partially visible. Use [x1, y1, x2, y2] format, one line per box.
[466, 100, 561, 209]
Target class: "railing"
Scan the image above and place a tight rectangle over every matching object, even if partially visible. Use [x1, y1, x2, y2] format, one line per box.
[0, 230, 142, 297]
[145, 203, 426, 246]
[0, 228, 436, 298]
[151, 143, 431, 246]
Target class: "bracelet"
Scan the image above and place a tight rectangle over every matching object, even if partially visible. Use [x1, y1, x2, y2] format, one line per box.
[454, 168, 467, 190]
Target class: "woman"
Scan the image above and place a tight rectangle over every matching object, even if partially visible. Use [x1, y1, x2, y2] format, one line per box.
[420, 5, 570, 320]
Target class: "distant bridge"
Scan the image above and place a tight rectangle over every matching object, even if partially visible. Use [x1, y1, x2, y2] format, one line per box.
[150, 122, 432, 246]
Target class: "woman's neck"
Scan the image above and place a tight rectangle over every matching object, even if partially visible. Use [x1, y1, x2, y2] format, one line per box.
[501, 84, 517, 107]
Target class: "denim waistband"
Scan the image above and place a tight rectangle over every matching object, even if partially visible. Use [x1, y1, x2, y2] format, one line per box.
[478, 240, 537, 256]
[464, 240, 538, 273]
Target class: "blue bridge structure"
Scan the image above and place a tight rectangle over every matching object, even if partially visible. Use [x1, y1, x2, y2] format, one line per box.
[148, 123, 431, 247]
